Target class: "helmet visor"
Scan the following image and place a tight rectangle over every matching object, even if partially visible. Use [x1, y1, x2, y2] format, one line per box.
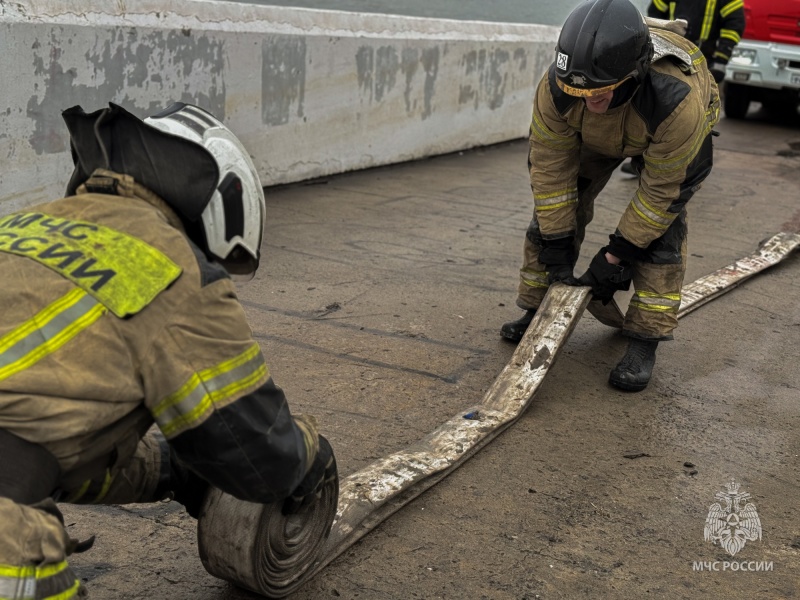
[556, 76, 631, 98]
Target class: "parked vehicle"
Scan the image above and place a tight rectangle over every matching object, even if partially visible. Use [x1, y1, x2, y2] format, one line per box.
[723, 0, 800, 119]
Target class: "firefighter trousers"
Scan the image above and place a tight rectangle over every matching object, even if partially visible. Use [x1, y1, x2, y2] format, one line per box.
[0, 429, 166, 599]
[517, 151, 695, 341]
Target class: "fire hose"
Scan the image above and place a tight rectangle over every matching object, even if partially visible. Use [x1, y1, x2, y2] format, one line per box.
[196, 232, 799, 598]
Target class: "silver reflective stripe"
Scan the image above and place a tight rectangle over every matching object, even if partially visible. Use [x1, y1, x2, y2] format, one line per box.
[530, 114, 579, 151]
[534, 189, 578, 211]
[0, 561, 79, 600]
[629, 191, 674, 230]
[521, 268, 549, 289]
[0, 289, 105, 382]
[153, 343, 268, 438]
[0, 575, 35, 599]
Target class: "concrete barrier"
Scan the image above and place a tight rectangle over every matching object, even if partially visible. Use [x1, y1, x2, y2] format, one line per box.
[0, 0, 558, 212]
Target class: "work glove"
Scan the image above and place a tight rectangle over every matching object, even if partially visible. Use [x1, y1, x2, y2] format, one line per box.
[169, 454, 211, 519]
[577, 248, 633, 305]
[538, 237, 579, 286]
[282, 435, 338, 515]
[709, 61, 726, 84]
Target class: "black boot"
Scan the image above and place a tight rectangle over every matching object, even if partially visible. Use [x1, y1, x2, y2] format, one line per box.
[609, 339, 658, 391]
[500, 310, 536, 343]
[620, 160, 637, 176]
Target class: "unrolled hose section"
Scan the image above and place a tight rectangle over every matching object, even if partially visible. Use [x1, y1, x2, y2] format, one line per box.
[197, 479, 339, 599]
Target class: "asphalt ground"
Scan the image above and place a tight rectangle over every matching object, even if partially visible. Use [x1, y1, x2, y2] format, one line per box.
[62, 105, 800, 599]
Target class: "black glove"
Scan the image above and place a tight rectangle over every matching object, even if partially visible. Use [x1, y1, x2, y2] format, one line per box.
[709, 61, 726, 84]
[539, 237, 579, 285]
[282, 435, 338, 515]
[577, 249, 633, 304]
[169, 455, 211, 519]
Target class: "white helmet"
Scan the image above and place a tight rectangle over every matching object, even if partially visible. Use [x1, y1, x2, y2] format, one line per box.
[144, 103, 265, 276]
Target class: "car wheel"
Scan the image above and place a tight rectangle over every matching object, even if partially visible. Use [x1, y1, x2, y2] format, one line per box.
[724, 83, 751, 119]
[763, 92, 798, 119]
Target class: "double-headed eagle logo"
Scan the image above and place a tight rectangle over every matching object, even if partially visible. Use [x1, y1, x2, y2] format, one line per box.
[569, 74, 587, 87]
[704, 480, 762, 556]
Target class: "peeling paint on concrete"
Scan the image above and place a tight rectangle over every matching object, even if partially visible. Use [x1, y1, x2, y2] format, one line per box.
[401, 47, 419, 114]
[420, 47, 439, 120]
[458, 47, 530, 111]
[355, 46, 374, 102]
[24, 25, 226, 155]
[374, 46, 398, 102]
[358, 44, 438, 119]
[262, 35, 306, 126]
[2, 2, 558, 213]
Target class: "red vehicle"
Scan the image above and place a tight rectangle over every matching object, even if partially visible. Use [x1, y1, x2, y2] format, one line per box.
[723, 0, 800, 118]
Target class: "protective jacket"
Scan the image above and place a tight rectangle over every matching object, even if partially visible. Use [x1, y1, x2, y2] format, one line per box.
[517, 27, 719, 340]
[648, 0, 745, 64]
[529, 28, 720, 250]
[0, 170, 317, 596]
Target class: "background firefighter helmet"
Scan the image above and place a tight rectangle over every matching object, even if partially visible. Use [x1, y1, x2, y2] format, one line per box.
[555, 0, 654, 97]
[62, 102, 265, 276]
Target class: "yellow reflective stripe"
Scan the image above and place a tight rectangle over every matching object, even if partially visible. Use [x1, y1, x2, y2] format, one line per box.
[153, 344, 269, 438]
[0, 565, 35, 578]
[636, 291, 681, 301]
[688, 45, 706, 68]
[629, 191, 674, 230]
[43, 580, 81, 600]
[631, 291, 682, 312]
[0, 212, 182, 317]
[720, 29, 741, 43]
[645, 106, 717, 174]
[534, 188, 578, 212]
[720, 0, 744, 17]
[0, 289, 106, 382]
[530, 115, 579, 151]
[669, 1, 676, 20]
[700, 0, 718, 42]
[0, 561, 77, 600]
[91, 470, 114, 504]
[521, 268, 549, 289]
[63, 479, 92, 503]
[652, 0, 668, 12]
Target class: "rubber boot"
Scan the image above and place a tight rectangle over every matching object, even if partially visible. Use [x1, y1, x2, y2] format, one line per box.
[620, 160, 637, 176]
[500, 310, 536, 343]
[609, 339, 658, 392]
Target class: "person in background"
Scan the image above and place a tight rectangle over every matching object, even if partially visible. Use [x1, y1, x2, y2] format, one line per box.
[648, 0, 745, 84]
[619, 0, 743, 175]
[501, 0, 720, 392]
[0, 102, 337, 598]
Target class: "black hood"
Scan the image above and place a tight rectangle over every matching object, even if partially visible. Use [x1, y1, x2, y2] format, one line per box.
[62, 103, 218, 222]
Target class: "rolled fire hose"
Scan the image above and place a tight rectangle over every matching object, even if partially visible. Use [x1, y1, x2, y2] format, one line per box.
[197, 478, 339, 598]
[197, 232, 799, 598]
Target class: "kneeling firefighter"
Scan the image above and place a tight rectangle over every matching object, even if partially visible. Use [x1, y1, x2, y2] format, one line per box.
[0, 102, 337, 598]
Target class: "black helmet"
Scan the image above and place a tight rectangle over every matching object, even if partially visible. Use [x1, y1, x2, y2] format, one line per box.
[555, 0, 653, 97]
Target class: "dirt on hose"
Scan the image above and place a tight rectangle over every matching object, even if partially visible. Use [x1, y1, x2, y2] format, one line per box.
[62, 110, 800, 599]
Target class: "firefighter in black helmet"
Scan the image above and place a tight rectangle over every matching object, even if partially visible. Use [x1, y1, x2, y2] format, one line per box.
[502, 0, 720, 392]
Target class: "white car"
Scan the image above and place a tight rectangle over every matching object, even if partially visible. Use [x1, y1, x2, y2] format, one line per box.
[723, 0, 800, 119]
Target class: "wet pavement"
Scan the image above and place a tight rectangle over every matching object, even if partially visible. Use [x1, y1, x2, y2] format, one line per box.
[63, 105, 800, 599]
